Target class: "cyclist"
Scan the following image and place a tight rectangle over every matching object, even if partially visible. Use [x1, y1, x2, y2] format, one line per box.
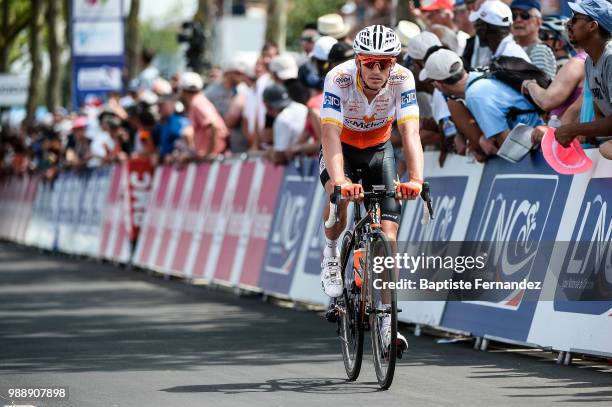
[319, 25, 424, 351]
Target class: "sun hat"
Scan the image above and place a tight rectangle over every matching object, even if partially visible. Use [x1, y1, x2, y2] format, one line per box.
[541, 127, 593, 175]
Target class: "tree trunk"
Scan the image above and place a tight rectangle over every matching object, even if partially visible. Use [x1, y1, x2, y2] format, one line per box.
[46, 0, 62, 112]
[0, 0, 33, 73]
[0, 0, 9, 72]
[125, 0, 140, 81]
[63, 0, 71, 108]
[265, 0, 286, 52]
[194, 0, 216, 76]
[25, 0, 45, 126]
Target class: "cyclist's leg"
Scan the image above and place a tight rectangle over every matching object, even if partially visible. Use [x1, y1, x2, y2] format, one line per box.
[364, 140, 401, 243]
[319, 147, 354, 241]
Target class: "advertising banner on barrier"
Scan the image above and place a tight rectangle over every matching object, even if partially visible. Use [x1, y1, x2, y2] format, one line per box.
[169, 163, 213, 277]
[213, 160, 262, 285]
[195, 160, 242, 281]
[124, 158, 155, 244]
[439, 153, 573, 343]
[184, 162, 233, 279]
[150, 166, 189, 270]
[238, 162, 285, 288]
[528, 151, 612, 355]
[259, 159, 318, 296]
[396, 153, 485, 326]
[99, 164, 130, 262]
[132, 165, 173, 267]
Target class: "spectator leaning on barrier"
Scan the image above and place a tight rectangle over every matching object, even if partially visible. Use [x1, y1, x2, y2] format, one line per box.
[263, 83, 308, 165]
[205, 57, 251, 153]
[420, 48, 543, 157]
[553, 0, 612, 160]
[157, 92, 191, 163]
[180, 72, 229, 158]
[469, 0, 531, 63]
[65, 116, 91, 168]
[510, 0, 557, 79]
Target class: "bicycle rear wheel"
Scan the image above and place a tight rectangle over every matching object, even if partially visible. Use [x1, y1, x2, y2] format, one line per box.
[338, 230, 363, 381]
[368, 232, 397, 390]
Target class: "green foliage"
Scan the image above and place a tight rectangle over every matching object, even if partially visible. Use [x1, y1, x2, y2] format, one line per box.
[139, 20, 181, 55]
[286, 0, 346, 51]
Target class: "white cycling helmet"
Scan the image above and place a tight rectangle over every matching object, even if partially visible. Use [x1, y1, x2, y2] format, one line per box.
[353, 24, 402, 57]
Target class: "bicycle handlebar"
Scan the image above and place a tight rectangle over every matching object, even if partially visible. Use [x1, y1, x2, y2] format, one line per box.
[324, 182, 435, 228]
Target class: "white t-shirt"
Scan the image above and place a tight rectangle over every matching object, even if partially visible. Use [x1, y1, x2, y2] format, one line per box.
[88, 130, 115, 167]
[255, 74, 273, 133]
[273, 101, 308, 151]
[431, 89, 451, 123]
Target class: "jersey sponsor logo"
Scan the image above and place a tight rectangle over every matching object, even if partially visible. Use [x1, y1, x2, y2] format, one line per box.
[323, 92, 341, 112]
[333, 72, 352, 88]
[389, 71, 408, 84]
[344, 116, 388, 130]
[400, 89, 417, 108]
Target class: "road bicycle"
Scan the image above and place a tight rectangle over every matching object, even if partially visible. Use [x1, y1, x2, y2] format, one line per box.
[325, 179, 433, 389]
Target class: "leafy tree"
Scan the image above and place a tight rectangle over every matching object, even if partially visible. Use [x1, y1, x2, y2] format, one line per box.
[285, 0, 345, 51]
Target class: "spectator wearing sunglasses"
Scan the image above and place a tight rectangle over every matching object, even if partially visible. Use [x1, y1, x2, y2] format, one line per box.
[510, 0, 557, 79]
[553, 0, 612, 160]
[469, 0, 530, 63]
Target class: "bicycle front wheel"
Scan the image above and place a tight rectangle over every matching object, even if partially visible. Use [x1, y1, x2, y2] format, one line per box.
[338, 230, 363, 381]
[368, 232, 397, 390]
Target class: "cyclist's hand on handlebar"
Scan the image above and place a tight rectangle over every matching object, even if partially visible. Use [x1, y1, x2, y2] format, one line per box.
[395, 178, 423, 200]
[338, 182, 364, 201]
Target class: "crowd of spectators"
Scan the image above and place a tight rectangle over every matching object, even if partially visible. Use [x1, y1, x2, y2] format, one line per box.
[1, 0, 610, 179]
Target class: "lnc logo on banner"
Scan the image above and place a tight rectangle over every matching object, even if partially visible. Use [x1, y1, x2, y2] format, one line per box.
[468, 175, 558, 308]
[267, 191, 308, 275]
[555, 178, 612, 315]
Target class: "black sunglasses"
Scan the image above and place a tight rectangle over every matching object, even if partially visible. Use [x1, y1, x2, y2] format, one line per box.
[570, 13, 593, 25]
[512, 9, 534, 21]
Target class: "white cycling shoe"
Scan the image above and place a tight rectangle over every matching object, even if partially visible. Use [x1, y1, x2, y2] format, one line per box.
[382, 318, 409, 358]
[321, 256, 343, 298]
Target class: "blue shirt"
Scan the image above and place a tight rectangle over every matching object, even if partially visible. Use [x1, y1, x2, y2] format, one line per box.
[465, 72, 543, 139]
[159, 113, 189, 157]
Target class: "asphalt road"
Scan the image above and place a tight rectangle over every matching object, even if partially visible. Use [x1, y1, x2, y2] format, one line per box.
[1, 242, 611, 407]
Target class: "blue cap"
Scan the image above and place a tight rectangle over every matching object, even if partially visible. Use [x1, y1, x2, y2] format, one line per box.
[569, 0, 612, 34]
[510, 0, 541, 11]
[455, 0, 465, 6]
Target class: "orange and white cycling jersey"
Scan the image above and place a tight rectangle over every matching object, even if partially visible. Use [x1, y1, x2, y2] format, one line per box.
[320, 59, 419, 149]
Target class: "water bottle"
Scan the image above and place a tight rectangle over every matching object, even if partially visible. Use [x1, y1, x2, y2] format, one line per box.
[548, 115, 561, 128]
[441, 117, 458, 139]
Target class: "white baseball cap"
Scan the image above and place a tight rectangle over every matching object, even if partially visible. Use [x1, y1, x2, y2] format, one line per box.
[179, 71, 204, 92]
[418, 49, 464, 81]
[405, 31, 442, 60]
[311, 36, 338, 61]
[469, 0, 513, 27]
[269, 54, 299, 80]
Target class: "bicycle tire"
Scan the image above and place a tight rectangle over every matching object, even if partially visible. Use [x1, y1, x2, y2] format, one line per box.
[338, 230, 363, 381]
[368, 231, 397, 390]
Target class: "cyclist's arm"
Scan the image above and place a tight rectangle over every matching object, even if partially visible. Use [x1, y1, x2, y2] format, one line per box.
[321, 123, 345, 185]
[320, 72, 347, 186]
[397, 119, 424, 182]
[395, 70, 423, 181]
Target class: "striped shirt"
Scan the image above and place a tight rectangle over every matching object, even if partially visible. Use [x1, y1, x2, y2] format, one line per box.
[525, 43, 557, 80]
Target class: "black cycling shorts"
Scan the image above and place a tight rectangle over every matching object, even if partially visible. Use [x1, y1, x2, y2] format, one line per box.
[319, 140, 401, 224]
